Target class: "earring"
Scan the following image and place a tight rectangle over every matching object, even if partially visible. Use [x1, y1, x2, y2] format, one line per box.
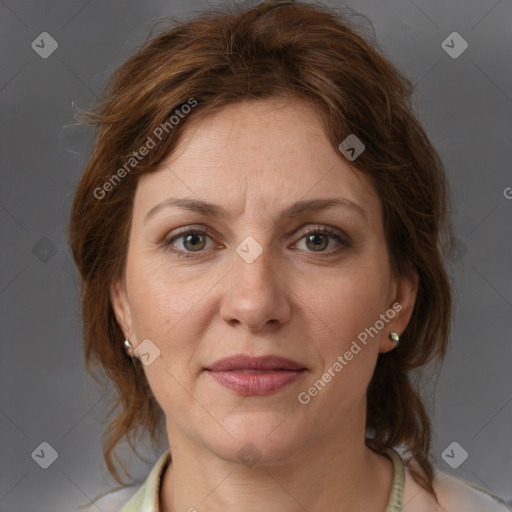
[389, 332, 400, 344]
[124, 339, 134, 358]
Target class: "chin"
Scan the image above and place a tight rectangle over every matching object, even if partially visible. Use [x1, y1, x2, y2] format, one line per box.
[204, 410, 311, 467]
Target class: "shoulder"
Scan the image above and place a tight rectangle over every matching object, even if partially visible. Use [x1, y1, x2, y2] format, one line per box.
[403, 460, 511, 512]
[84, 450, 171, 512]
[433, 470, 511, 512]
[82, 485, 141, 512]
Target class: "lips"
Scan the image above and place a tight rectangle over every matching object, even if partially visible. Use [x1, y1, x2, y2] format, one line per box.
[204, 355, 307, 396]
[205, 354, 306, 372]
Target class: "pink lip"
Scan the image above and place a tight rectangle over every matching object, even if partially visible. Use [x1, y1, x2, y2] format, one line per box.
[204, 355, 307, 396]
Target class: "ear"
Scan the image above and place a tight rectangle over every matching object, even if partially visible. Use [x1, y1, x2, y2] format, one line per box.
[379, 267, 419, 354]
[110, 278, 136, 343]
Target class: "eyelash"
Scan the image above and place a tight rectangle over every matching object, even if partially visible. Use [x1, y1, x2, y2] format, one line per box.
[164, 226, 351, 259]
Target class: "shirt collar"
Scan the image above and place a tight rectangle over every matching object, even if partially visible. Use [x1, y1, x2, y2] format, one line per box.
[121, 447, 404, 511]
[384, 447, 405, 511]
[121, 449, 171, 512]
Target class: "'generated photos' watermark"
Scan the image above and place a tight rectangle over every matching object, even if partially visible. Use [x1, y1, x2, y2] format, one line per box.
[93, 98, 198, 200]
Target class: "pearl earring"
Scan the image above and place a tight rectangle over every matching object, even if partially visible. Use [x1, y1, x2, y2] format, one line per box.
[389, 332, 400, 344]
[124, 339, 134, 357]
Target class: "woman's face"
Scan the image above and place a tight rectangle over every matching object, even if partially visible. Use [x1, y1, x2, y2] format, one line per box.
[112, 97, 418, 464]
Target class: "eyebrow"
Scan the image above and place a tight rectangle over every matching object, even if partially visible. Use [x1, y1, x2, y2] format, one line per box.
[144, 196, 367, 225]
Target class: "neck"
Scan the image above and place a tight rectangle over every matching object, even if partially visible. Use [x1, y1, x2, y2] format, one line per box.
[159, 422, 394, 512]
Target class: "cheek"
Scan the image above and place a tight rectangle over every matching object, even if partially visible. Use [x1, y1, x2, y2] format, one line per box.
[300, 261, 390, 349]
[125, 257, 221, 375]
[296, 272, 387, 423]
[294, 258, 390, 412]
[126, 264, 206, 408]
[126, 254, 202, 335]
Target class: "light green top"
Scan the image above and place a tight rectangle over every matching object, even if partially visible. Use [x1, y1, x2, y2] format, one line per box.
[121, 447, 405, 512]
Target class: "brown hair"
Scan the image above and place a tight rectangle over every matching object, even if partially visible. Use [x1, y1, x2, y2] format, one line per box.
[69, 0, 454, 503]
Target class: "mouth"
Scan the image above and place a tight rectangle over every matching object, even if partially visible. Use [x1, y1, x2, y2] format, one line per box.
[204, 355, 307, 396]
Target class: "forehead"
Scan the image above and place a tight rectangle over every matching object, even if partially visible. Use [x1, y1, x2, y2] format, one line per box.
[133, 98, 380, 224]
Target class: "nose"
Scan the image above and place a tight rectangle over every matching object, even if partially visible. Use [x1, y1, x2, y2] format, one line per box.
[219, 242, 292, 332]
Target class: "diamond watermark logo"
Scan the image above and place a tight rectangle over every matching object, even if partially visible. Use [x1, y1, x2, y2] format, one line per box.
[236, 236, 263, 263]
[441, 32, 468, 59]
[134, 338, 161, 366]
[32, 236, 58, 263]
[441, 441, 468, 469]
[338, 134, 365, 161]
[237, 442, 262, 468]
[31, 441, 58, 469]
[31, 32, 58, 59]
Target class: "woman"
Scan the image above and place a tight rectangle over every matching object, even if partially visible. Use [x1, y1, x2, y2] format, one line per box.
[69, 1, 510, 511]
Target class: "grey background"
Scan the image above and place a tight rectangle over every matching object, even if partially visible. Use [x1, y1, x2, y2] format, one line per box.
[1, 0, 511, 510]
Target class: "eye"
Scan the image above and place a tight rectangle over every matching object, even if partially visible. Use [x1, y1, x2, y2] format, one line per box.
[165, 228, 216, 257]
[294, 226, 350, 254]
[164, 225, 350, 259]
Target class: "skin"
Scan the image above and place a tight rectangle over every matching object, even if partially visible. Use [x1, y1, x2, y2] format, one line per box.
[111, 97, 419, 512]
